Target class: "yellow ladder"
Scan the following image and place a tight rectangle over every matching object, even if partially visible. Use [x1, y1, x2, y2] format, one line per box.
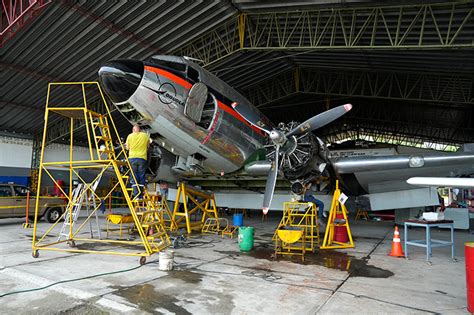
[111, 161, 170, 254]
[89, 111, 117, 160]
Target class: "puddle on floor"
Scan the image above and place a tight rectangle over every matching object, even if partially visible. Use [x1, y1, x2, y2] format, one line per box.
[111, 283, 192, 315]
[166, 270, 203, 284]
[216, 246, 393, 278]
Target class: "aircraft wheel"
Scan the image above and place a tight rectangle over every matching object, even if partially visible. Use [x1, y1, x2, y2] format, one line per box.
[139, 256, 146, 265]
[67, 240, 76, 248]
[32, 250, 39, 258]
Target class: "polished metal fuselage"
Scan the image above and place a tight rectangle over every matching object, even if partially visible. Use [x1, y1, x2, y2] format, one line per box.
[116, 57, 267, 174]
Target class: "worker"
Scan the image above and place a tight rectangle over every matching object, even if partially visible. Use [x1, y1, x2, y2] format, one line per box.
[303, 182, 325, 220]
[125, 124, 151, 198]
[159, 180, 169, 200]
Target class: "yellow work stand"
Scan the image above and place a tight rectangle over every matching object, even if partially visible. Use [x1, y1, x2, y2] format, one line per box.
[355, 209, 370, 221]
[222, 225, 238, 238]
[171, 183, 219, 234]
[274, 202, 320, 261]
[106, 213, 134, 238]
[275, 228, 306, 261]
[31, 82, 170, 265]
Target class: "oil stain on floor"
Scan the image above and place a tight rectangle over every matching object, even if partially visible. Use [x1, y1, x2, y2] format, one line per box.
[216, 246, 393, 278]
[166, 270, 203, 284]
[111, 283, 192, 315]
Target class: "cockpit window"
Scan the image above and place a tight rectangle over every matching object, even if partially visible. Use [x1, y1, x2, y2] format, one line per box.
[187, 67, 199, 83]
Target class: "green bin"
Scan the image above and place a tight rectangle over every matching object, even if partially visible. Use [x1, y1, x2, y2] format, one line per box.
[238, 226, 254, 251]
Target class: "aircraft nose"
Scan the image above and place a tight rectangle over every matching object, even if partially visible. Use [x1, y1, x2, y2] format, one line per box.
[98, 60, 144, 103]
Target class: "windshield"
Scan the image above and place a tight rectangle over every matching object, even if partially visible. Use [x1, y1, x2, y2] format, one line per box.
[13, 186, 31, 196]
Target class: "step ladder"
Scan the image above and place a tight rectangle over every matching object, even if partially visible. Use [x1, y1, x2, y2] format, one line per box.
[58, 178, 102, 241]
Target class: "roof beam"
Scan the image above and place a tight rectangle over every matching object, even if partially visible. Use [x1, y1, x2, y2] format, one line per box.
[174, 2, 474, 66]
[240, 67, 474, 106]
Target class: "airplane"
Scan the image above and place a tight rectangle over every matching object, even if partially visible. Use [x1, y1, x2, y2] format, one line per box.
[98, 55, 474, 213]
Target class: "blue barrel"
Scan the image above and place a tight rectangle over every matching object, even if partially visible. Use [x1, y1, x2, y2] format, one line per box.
[233, 213, 244, 227]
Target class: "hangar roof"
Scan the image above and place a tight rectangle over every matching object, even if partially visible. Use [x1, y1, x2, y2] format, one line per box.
[1, 0, 473, 150]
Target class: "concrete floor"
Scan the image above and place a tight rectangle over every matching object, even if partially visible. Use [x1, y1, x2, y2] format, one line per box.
[0, 213, 471, 314]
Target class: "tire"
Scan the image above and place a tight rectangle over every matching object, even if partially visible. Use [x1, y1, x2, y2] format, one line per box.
[44, 207, 62, 223]
[28, 215, 43, 222]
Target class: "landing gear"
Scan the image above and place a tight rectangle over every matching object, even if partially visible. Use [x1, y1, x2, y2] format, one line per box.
[139, 256, 146, 265]
[32, 250, 39, 258]
[67, 240, 76, 248]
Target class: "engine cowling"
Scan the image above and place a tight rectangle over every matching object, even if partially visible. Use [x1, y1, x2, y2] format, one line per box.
[277, 130, 328, 182]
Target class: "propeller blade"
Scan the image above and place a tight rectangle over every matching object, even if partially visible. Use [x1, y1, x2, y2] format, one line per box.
[262, 146, 280, 214]
[286, 104, 352, 137]
[231, 102, 271, 134]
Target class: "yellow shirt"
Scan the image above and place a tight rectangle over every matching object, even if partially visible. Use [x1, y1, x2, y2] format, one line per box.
[126, 132, 149, 160]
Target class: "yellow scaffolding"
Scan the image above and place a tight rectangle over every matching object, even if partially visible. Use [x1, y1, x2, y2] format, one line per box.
[31, 82, 170, 265]
[274, 202, 320, 261]
[320, 180, 354, 249]
[355, 208, 370, 221]
[171, 183, 219, 234]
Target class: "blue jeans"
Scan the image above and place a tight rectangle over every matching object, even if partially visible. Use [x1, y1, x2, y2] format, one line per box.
[129, 158, 147, 197]
[304, 195, 324, 218]
[160, 189, 168, 201]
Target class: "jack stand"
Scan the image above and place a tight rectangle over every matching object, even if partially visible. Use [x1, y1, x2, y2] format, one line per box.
[320, 180, 354, 249]
[171, 183, 219, 234]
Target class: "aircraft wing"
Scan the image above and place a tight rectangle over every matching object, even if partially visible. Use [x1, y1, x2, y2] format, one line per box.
[407, 177, 474, 188]
[331, 152, 474, 210]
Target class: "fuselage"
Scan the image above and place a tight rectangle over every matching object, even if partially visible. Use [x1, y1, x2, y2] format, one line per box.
[99, 56, 270, 175]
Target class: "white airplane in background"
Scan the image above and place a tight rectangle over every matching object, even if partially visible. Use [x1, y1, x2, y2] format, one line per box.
[98, 55, 474, 212]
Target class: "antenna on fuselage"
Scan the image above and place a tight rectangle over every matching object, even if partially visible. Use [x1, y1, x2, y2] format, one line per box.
[183, 56, 205, 64]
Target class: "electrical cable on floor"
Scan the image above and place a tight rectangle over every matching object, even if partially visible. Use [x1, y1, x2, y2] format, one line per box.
[0, 262, 149, 298]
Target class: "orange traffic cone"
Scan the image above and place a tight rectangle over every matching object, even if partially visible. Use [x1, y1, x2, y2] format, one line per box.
[389, 226, 405, 257]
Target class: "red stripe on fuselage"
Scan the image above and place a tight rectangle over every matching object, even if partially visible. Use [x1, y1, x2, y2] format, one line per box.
[144, 65, 266, 137]
[145, 65, 193, 89]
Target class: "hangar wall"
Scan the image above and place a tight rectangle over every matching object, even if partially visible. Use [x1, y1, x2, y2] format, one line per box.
[0, 136, 91, 188]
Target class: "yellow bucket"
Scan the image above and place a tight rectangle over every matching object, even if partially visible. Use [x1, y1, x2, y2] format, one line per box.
[277, 229, 303, 244]
[107, 214, 134, 224]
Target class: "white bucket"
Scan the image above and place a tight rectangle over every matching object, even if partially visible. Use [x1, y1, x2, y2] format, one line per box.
[158, 250, 174, 271]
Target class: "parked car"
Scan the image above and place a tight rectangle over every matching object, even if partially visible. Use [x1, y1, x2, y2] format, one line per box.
[0, 184, 66, 223]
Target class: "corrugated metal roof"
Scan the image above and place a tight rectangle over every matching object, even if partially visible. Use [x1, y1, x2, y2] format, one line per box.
[1, 0, 473, 146]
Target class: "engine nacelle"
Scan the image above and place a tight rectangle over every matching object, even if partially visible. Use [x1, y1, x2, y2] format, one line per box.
[290, 181, 305, 195]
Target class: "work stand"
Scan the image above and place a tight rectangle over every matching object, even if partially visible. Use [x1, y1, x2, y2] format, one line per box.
[32, 82, 170, 265]
[171, 183, 219, 234]
[274, 202, 320, 261]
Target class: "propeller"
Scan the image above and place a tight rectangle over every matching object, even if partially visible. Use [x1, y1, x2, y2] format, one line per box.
[286, 104, 352, 137]
[262, 145, 280, 214]
[231, 102, 272, 134]
[232, 102, 352, 213]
